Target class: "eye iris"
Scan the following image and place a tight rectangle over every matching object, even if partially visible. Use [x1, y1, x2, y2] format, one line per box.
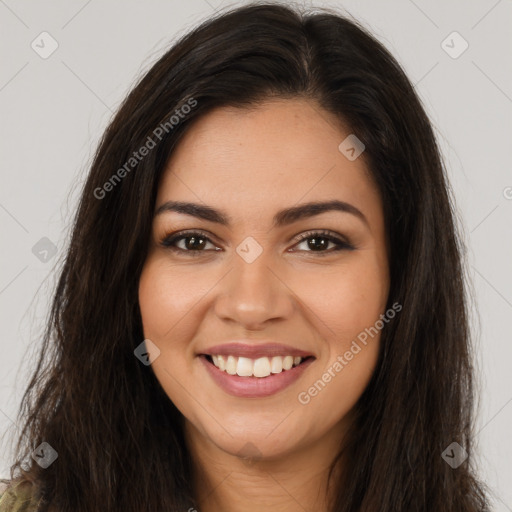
[308, 236, 329, 251]
[186, 236, 206, 250]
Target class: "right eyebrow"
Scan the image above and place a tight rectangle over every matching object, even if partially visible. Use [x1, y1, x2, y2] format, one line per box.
[154, 199, 369, 228]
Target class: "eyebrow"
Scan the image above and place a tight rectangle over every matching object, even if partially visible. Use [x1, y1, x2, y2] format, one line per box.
[154, 199, 369, 228]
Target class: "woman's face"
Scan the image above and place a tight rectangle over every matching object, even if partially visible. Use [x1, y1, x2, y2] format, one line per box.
[138, 98, 389, 461]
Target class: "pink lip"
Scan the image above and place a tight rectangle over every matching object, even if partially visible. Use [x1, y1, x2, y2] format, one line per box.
[199, 354, 315, 398]
[199, 342, 314, 359]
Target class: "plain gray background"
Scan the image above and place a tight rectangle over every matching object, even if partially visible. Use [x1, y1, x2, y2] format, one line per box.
[1, 0, 511, 509]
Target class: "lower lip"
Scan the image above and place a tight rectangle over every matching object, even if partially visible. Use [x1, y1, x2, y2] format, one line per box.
[199, 355, 315, 398]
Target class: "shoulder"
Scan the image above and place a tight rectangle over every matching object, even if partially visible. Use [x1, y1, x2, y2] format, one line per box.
[0, 479, 41, 511]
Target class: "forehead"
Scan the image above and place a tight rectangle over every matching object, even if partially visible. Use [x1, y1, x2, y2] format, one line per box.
[157, 99, 379, 218]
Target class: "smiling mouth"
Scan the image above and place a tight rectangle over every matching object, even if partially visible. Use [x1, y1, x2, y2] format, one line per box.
[202, 354, 315, 378]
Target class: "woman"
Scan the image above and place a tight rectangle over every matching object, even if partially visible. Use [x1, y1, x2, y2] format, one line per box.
[0, 3, 490, 511]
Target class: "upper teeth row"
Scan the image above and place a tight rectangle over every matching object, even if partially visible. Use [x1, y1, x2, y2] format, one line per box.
[211, 355, 303, 378]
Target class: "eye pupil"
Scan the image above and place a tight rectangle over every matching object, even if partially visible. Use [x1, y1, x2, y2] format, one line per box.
[308, 236, 328, 251]
[186, 236, 206, 250]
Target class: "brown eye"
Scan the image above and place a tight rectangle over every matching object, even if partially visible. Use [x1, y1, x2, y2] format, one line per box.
[291, 230, 355, 255]
[160, 231, 220, 255]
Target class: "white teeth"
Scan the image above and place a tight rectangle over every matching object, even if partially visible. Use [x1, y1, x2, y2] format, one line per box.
[209, 354, 305, 377]
[236, 357, 253, 377]
[225, 355, 237, 375]
[253, 357, 271, 377]
[270, 356, 283, 374]
[282, 355, 293, 370]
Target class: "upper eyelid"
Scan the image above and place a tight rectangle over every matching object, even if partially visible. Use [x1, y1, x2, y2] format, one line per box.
[160, 229, 352, 250]
[160, 229, 220, 244]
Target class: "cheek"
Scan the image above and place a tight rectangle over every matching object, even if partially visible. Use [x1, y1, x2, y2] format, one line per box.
[138, 259, 202, 415]
[291, 255, 386, 408]
[290, 256, 388, 342]
[138, 263, 174, 339]
[296, 336, 380, 432]
[138, 257, 210, 339]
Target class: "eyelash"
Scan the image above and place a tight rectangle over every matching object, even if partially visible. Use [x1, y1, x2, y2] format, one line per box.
[159, 229, 355, 257]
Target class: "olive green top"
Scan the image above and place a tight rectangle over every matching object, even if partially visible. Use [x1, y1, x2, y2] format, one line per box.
[0, 480, 41, 512]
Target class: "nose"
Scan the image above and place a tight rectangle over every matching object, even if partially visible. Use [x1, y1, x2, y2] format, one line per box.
[213, 250, 295, 330]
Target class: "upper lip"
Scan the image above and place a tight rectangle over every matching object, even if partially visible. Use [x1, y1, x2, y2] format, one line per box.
[199, 342, 315, 359]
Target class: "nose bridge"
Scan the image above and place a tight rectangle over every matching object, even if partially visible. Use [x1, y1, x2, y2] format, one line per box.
[214, 242, 292, 327]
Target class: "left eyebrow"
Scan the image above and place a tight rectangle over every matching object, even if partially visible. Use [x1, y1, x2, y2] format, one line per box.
[154, 199, 369, 228]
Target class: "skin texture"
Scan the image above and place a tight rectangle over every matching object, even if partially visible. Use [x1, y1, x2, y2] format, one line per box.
[138, 98, 390, 512]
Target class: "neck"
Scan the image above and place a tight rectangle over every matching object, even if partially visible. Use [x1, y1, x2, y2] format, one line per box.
[184, 421, 348, 512]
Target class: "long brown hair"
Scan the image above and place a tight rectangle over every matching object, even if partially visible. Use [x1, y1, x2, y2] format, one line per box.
[2, 3, 490, 510]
